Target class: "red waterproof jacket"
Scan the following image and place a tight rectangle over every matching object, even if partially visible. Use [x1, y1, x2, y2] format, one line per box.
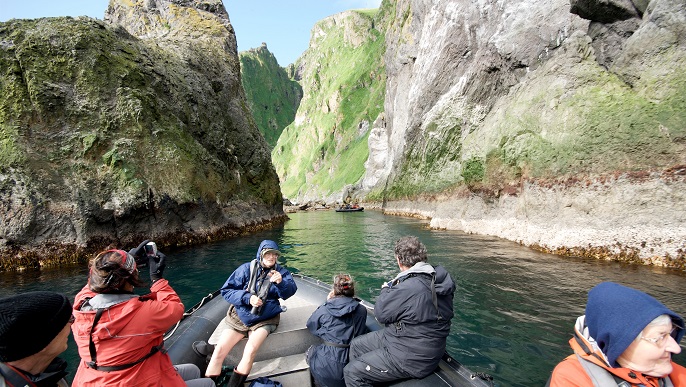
[71, 279, 186, 387]
[549, 320, 686, 387]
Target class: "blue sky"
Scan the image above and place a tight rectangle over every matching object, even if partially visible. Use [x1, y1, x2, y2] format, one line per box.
[0, 0, 382, 65]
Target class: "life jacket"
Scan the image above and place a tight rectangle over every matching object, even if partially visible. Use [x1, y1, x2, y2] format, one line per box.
[574, 354, 674, 387]
[81, 293, 164, 372]
[246, 259, 271, 297]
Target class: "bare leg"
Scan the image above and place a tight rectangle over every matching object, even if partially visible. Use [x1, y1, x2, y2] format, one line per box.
[205, 328, 245, 377]
[234, 327, 270, 375]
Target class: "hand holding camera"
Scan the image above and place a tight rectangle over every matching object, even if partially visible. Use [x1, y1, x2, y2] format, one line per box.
[129, 240, 152, 267]
[140, 241, 165, 282]
[149, 251, 166, 283]
[249, 295, 263, 308]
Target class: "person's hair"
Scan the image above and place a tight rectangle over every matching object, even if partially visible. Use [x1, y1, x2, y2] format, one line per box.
[333, 274, 355, 297]
[635, 314, 672, 340]
[394, 236, 428, 267]
[89, 250, 145, 293]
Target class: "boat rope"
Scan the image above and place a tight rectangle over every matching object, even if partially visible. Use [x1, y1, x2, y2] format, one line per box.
[163, 292, 215, 340]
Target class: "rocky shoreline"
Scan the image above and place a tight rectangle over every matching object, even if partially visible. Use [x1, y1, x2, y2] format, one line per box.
[0, 214, 288, 272]
[367, 168, 686, 271]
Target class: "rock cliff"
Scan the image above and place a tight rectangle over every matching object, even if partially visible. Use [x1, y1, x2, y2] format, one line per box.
[271, 10, 386, 202]
[364, 0, 685, 268]
[239, 43, 302, 148]
[0, 0, 284, 270]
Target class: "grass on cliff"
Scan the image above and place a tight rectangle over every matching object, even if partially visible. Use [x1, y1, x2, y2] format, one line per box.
[240, 46, 301, 148]
[272, 10, 386, 200]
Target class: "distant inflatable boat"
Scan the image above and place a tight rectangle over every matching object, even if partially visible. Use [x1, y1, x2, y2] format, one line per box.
[164, 274, 494, 386]
[335, 207, 364, 212]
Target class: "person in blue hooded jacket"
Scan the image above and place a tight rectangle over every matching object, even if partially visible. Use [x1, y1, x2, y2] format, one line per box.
[343, 236, 456, 387]
[205, 240, 297, 386]
[306, 274, 369, 387]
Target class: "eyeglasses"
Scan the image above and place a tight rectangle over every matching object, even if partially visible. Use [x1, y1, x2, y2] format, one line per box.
[640, 324, 681, 347]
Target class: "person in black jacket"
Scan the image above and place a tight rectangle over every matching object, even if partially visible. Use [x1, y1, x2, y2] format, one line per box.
[306, 274, 369, 387]
[0, 291, 73, 387]
[343, 236, 456, 387]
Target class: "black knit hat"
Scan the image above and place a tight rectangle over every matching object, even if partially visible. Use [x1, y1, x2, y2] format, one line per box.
[0, 291, 72, 362]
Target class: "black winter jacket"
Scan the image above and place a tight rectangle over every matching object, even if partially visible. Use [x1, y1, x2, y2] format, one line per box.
[0, 358, 69, 387]
[306, 296, 369, 387]
[375, 262, 455, 378]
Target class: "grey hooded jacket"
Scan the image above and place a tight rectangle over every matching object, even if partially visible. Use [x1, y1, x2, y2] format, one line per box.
[374, 262, 456, 378]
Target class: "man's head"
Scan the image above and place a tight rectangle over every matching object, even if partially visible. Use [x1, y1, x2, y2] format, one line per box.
[394, 236, 428, 268]
[0, 291, 73, 363]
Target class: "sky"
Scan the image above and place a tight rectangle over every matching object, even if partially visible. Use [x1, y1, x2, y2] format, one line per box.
[0, 0, 382, 66]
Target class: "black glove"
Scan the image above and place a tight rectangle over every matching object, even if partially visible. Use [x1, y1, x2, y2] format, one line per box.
[149, 251, 166, 283]
[129, 240, 151, 266]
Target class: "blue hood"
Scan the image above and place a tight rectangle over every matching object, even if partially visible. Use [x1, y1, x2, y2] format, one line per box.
[586, 282, 684, 367]
[325, 296, 361, 318]
[256, 240, 279, 260]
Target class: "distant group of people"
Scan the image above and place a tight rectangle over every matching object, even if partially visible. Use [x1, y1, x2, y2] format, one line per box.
[1, 235, 684, 387]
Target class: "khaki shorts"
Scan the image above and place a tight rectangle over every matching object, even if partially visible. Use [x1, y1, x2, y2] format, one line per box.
[225, 304, 280, 336]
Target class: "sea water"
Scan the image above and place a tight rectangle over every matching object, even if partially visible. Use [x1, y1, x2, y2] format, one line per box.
[1, 210, 684, 386]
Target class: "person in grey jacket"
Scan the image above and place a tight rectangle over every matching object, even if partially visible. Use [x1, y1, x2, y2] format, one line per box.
[343, 236, 456, 387]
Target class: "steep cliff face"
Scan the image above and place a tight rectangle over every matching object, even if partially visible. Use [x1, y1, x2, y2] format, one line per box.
[239, 43, 302, 148]
[366, 0, 685, 267]
[0, 0, 283, 269]
[271, 10, 386, 202]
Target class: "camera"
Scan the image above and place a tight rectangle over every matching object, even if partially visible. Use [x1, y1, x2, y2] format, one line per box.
[144, 242, 158, 257]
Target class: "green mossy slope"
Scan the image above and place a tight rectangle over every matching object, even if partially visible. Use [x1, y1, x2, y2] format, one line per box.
[240, 44, 302, 148]
[271, 10, 386, 201]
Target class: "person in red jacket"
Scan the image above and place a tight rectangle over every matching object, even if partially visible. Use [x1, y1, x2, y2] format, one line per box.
[71, 246, 215, 387]
[548, 282, 686, 387]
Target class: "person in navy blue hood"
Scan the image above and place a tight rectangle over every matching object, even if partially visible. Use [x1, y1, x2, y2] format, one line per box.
[204, 240, 297, 386]
[548, 282, 685, 386]
[343, 236, 456, 387]
[306, 274, 369, 387]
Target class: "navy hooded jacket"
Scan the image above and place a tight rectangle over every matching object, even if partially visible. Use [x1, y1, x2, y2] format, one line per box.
[306, 296, 369, 387]
[220, 240, 297, 327]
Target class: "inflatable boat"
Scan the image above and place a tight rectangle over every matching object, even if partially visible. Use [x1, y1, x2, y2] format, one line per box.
[164, 274, 494, 386]
[335, 207, 364, 212]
